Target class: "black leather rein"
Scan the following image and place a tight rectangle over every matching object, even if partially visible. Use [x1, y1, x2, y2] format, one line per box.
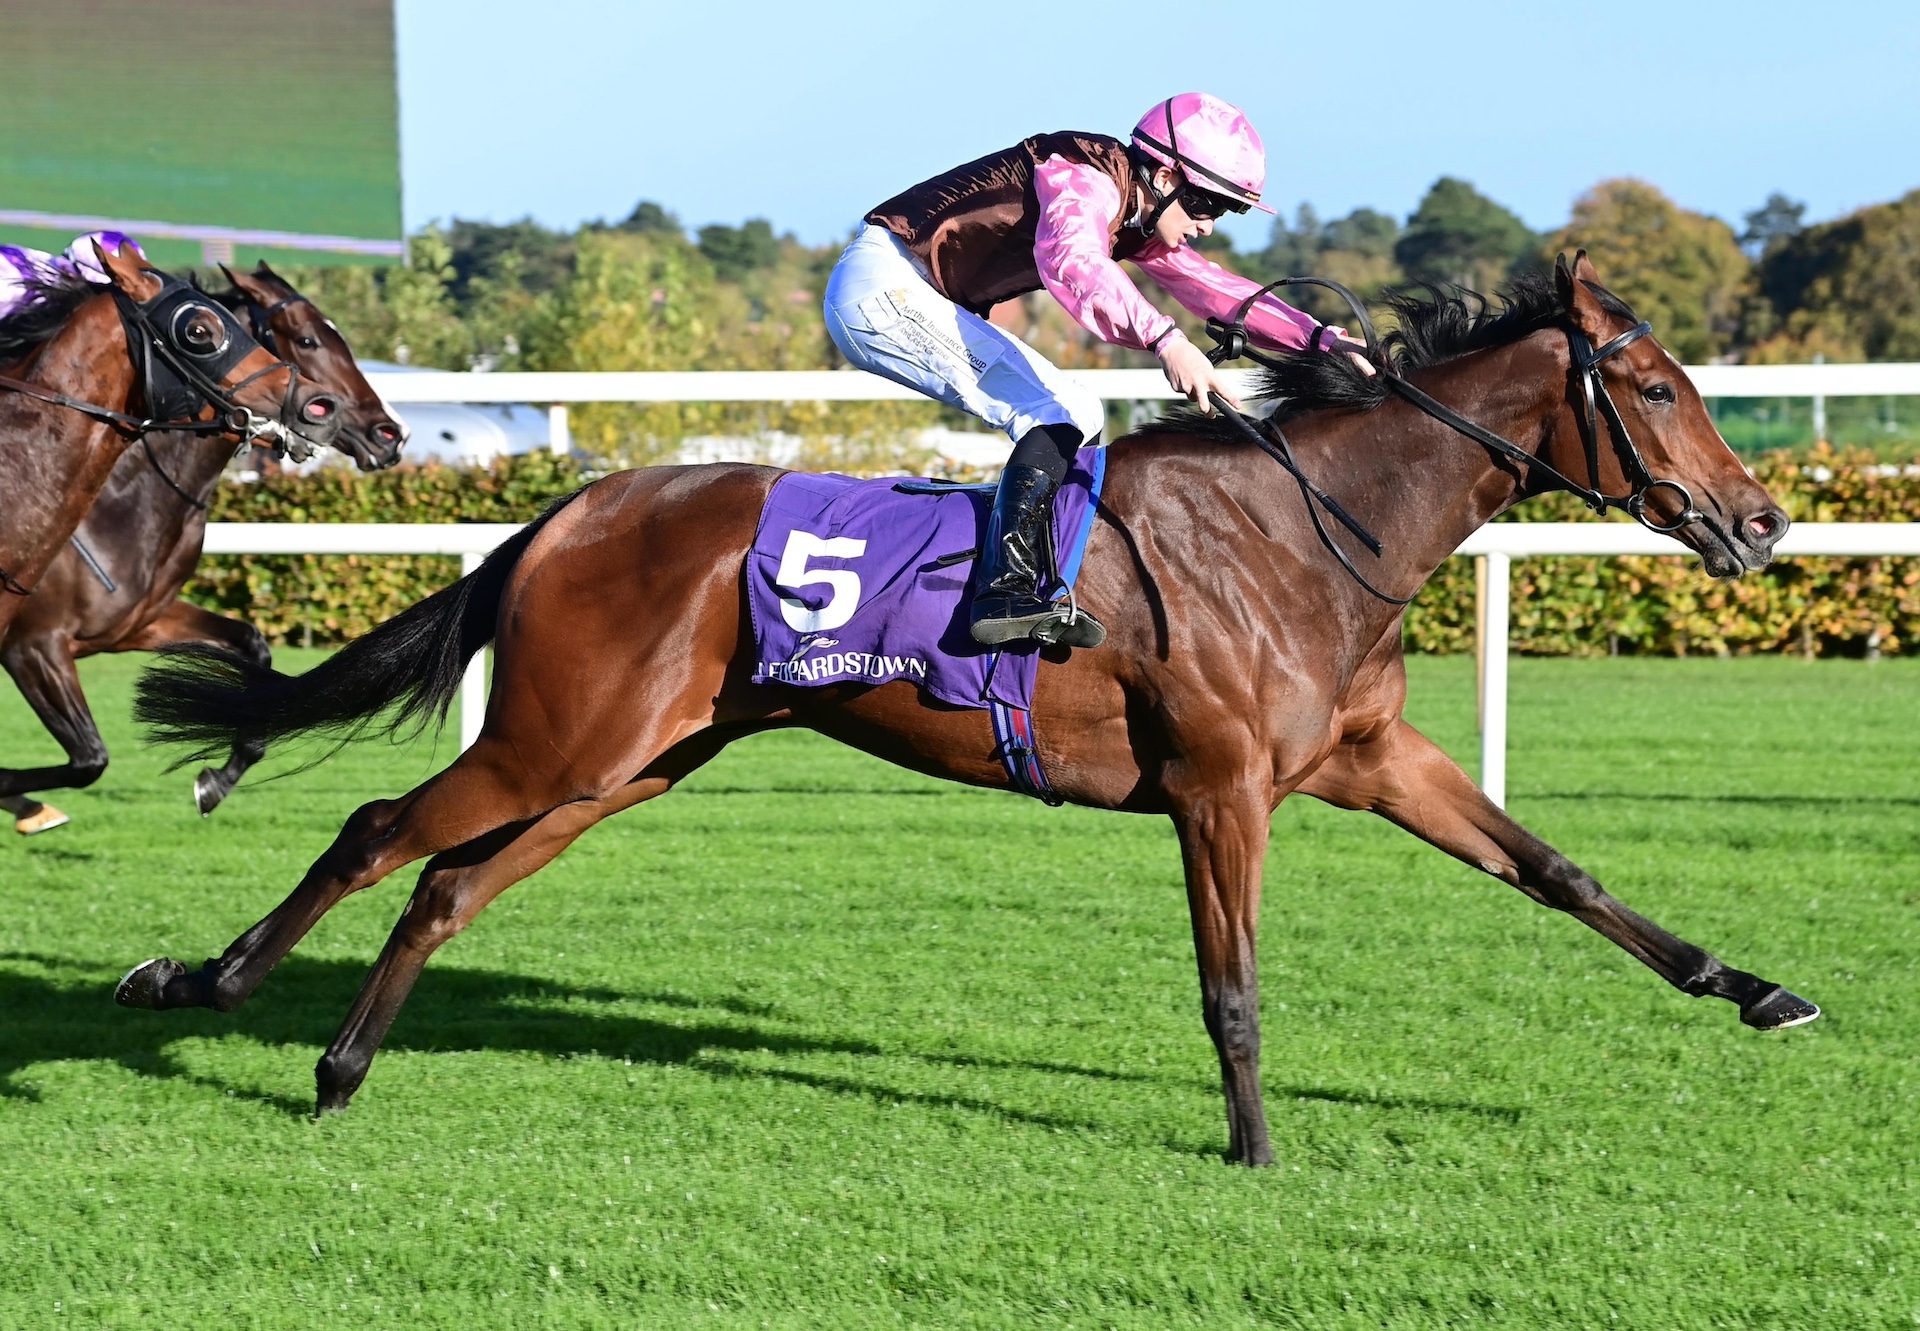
[1198, 276, 1701, 605]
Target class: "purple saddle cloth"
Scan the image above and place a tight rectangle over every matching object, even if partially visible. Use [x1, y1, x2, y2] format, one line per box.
[748, 448, 1106, 712]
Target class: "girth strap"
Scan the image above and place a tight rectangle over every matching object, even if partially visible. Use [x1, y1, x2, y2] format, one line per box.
[989, 700, 1062, 806]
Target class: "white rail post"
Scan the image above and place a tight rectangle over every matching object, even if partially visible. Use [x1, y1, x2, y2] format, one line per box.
[460, 550, 486, 750]
[1473, 554, 1488, 732]
[1480, 552, 1512, 807]
[547, 403, 571, 457]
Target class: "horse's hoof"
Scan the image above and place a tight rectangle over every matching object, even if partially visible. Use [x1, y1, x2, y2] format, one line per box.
[1741, 985, 1821, 1030]
[14, 804, 70, 836]
[116, 958, 185, 1009]
[193, 770, 225, 817]
[314, 1089, 354, 1117]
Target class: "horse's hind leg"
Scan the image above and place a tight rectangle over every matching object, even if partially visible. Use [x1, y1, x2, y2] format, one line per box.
[314, 796, 620, 1112]
[117, 734, 575, 1014]
[1300, 719, 1818, 1029]
[313, 731, 738, 1112]
[120, 598, 273, 815]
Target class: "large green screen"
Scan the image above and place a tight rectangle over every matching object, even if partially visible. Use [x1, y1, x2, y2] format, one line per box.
[0, 0, 401, 269]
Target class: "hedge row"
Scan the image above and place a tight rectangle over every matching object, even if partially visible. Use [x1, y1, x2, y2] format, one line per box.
[192, 444, 1919, 656]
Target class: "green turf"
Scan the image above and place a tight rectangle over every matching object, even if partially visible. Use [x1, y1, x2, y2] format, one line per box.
[1, 654, 1915, 1329]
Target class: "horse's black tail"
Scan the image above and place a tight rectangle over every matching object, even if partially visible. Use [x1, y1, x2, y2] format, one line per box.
[136, 487, 589, 769]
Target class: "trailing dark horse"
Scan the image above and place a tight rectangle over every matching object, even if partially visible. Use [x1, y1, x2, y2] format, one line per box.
[0, 264, 405, 817]
[125, 255, 1818, 1165]
[0, 242, 341, 651]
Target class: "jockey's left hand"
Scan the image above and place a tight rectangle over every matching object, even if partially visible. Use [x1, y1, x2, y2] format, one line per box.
[1333, 336, 1377, 378]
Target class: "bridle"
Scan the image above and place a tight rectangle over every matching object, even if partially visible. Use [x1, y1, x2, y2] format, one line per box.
[1201, 276, 1704, 605]
[132, 289, 326, 512]
[232, 289, 315, 361]
[0, 270, 316, 594]
[0, 272, 310, 453]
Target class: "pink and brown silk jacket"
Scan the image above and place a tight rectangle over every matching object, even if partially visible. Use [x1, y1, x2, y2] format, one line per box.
[865, 132, 1340, 355]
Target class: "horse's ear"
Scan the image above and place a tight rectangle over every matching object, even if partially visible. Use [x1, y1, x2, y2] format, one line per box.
[1556, 249, 1609, 331]
[94, 238, 161, 300]
[223, 263, 270, 302]
[1554, 253, 1575, 305]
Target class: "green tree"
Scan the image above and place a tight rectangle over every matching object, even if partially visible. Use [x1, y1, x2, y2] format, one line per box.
[1545, 178, 1750, 362]
[617, 200, 683, 236]
[278, 228, 474, 369]
[1741, 192, 1805, 260]
[1394, 177, 1535, 293]
[1755, 189, 1920, 361]
[1247, 205, 1405, 323]
[696, 218, 781, 283]
[1323, 207, 1398, 261]
[1256, 203, 1323, 277]
[444, 217, 574, 303]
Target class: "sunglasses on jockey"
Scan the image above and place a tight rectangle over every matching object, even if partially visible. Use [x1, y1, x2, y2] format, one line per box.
[1174, 182, 1250, 220]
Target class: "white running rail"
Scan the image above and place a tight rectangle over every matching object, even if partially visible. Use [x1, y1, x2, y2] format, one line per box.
[213, 359, 1920, 800]
[200, 521, 1920, 806]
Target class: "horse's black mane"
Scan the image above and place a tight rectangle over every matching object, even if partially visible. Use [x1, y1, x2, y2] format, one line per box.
[1163, 269, 1641, 439]
[0, 261, 96, 365]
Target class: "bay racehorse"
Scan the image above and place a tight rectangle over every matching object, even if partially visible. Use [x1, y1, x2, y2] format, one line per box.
[124, 254, 1818, 1165]
[0, 263, 405, 817]
[0, 242, 341, 650]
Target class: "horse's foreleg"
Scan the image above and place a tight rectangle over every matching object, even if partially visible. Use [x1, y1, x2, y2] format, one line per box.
[0, 635, 110, 798]
[116, 736, 570, 1014]
[1172, 777, 1278, 1166]
[120, 598, 272, 815]
[1300, 719, 1818, 1029]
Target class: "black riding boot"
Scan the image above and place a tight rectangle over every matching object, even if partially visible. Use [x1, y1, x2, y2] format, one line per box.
[968, 463, 1106, 649]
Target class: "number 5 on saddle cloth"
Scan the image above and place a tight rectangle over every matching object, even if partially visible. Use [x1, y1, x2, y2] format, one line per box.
[747, 449, 1106, 804]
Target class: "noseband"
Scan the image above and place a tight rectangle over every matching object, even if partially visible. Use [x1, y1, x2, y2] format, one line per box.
[1203, 277, 1705, 603]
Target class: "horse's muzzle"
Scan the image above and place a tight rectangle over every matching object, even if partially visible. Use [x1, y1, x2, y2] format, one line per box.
[1698, 503, 1789, 579]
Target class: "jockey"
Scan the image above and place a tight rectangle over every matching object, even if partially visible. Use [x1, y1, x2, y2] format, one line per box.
[0, 231, 147, 319]
[824, 92, 1370, 650]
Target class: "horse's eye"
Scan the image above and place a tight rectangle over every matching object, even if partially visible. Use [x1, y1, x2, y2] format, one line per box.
[1643, 383, 1674, 405]
[183, 319, 215, 348]
[297, 335, 321, 350]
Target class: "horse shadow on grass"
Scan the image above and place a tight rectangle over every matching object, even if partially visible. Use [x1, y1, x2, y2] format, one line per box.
[0, 951, 1522, 1157]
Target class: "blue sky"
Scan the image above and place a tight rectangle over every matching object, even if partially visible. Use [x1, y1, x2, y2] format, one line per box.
[396, 0, 1919, 251]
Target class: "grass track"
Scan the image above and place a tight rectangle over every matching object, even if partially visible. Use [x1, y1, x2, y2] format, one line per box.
[1, 653, 1916, 1328]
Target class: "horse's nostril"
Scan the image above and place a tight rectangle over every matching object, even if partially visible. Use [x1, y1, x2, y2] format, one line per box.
[1749, 512, 1781, 542]
[375, 421, 402, 444]
[305, 396, 337, 420]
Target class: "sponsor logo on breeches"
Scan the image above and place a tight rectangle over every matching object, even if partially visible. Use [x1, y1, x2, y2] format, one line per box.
[892, 291, 991, 374]
[761, 651, 929, 684]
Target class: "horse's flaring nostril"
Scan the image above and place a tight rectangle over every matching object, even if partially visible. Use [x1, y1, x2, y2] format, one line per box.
[305, 396, 336, 420]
